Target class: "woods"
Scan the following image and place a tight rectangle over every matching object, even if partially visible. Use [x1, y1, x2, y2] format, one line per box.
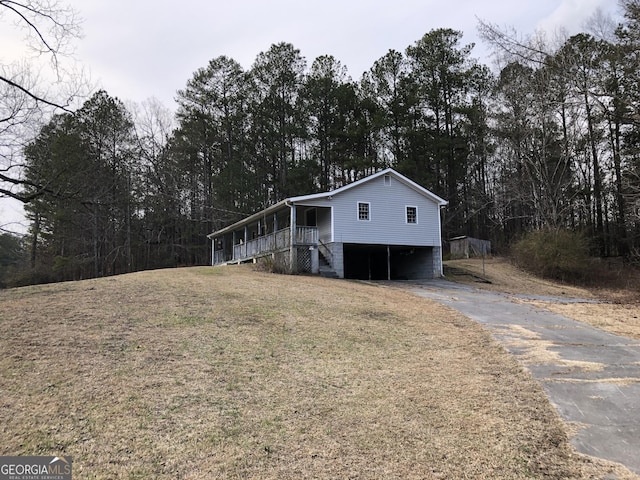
[3, 2, 640, 285]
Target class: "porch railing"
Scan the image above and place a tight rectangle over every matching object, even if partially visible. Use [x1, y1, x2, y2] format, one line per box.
[227, 226, 318, 263]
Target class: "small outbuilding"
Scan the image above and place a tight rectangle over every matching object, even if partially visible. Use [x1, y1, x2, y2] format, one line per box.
[449, 236, 491, 259]
[207, 168, 448, 280]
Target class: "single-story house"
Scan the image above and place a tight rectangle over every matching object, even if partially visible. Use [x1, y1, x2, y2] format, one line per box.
[207, 168, 448, 280]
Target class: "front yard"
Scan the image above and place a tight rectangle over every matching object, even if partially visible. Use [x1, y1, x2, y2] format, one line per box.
[0, 266, 633, 478]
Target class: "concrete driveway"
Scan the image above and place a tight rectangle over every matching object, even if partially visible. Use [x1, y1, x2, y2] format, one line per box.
[404, 279, 640, 475]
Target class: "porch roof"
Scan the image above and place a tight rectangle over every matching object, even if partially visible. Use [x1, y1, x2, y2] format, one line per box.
[207, 199, 292, 239]
[207, 168, 448, 239]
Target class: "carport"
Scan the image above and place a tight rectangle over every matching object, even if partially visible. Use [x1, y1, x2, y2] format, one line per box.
[343, 244, 434, 280]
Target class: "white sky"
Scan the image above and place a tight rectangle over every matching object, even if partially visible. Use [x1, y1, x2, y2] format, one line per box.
[0, 0, 624, 234]
[68, 0, 621, 106]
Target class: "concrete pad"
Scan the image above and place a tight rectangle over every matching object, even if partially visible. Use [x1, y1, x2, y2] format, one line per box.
[405, 279, 640, 475]
[573, 424, 640, 472]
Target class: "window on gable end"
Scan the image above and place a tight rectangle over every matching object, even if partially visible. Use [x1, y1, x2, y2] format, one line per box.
[358, 202, 370, 221]
[406, 206, 417, 224]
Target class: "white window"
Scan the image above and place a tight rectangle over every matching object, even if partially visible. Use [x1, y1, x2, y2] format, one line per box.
[384, 174, 391, 186]
[358, 202, 370, 221]
[406, 206, 418, 224]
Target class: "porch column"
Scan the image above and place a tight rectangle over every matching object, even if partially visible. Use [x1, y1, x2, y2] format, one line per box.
[232, 231, 237, 260]
[290, 204, 297, 273]
[387, 245, 391, 281]
[273, 213, 278, 232]
[211, 239, 215, 266]
[244, 226, 248, 259]
[311, 246, 319, 274]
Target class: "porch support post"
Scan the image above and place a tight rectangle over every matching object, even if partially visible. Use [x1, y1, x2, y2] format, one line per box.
[223, 235, 227, 262]
[290, 204, 297, 273]
[274, 213, 278, 232]
[311, 246, 319, 274]
[211, 238, 215, 266]
[232, 231, 237, 261]
[387, 245, 391, 281]
[244, 226, 248, 259]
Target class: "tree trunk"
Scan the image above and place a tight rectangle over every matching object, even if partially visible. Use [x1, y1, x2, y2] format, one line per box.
[584, 92, 605, 255]
[30, 212, 40, 269]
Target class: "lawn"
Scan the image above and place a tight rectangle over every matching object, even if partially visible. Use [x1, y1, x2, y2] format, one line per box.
[0, 266, 633, 479]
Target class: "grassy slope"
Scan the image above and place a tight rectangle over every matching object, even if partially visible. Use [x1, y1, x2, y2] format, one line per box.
[0, 266, 636, 479]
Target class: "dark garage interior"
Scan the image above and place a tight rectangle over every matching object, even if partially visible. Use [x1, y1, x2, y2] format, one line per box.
[343, 244, 434, 280]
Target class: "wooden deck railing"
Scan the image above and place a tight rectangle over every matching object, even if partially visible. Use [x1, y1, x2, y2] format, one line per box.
[217, 226, 317, 264]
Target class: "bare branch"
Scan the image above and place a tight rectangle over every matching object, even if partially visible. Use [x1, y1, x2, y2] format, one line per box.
[0, 0, 84, 207]
[477, 19, 553, 67]
[0, 73, 72, 111]
[0, 0, 82, 69]
[2, 1, 58, 56]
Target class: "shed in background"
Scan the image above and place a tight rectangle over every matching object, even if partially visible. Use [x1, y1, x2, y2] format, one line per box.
[449, 236, 491, 259]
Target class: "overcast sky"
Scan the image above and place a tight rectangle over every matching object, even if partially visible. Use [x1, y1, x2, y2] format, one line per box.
[69, 0, 622, 107]
[0, 0, 625, 233]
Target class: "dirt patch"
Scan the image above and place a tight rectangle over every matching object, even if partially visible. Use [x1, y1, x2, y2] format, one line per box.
[0, 266, 637, 479]
[494, 325, 605, 372]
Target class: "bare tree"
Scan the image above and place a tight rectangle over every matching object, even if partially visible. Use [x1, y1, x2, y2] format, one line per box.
[130, 97, 175, 166]
[584, 7, 619, 42]
[0, 0, 83, 203]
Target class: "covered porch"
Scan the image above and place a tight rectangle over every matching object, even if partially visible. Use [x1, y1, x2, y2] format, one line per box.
[208, 201, 323, 274]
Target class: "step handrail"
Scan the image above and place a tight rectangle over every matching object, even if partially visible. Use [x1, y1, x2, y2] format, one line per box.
[318, 239, 333, 268]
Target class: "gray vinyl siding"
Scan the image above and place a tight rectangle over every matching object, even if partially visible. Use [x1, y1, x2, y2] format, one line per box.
[317, 207, 332, 243]
[335, 176, 441, 246]
[294, 175, 442, 246]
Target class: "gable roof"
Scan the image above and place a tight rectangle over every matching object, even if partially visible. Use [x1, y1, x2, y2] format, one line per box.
[289, 168, 448, 206]
[208, 168, 447, 238]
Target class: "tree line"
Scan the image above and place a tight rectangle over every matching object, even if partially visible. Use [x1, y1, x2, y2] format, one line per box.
[3, 1, 640, 285]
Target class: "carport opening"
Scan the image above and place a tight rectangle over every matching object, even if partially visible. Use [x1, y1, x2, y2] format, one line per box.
[343, 244, 434, 280]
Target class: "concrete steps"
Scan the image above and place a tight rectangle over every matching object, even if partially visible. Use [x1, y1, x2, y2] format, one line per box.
[318, 250, 338, 278]
[319, 266, 339, 278]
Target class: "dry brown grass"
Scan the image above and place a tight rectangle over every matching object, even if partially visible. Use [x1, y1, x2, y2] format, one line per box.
[0, 266, 636, 479]
[445, 257, 596, 298]
[446, 257, 640, 341]
[528, 302, 640, 341]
